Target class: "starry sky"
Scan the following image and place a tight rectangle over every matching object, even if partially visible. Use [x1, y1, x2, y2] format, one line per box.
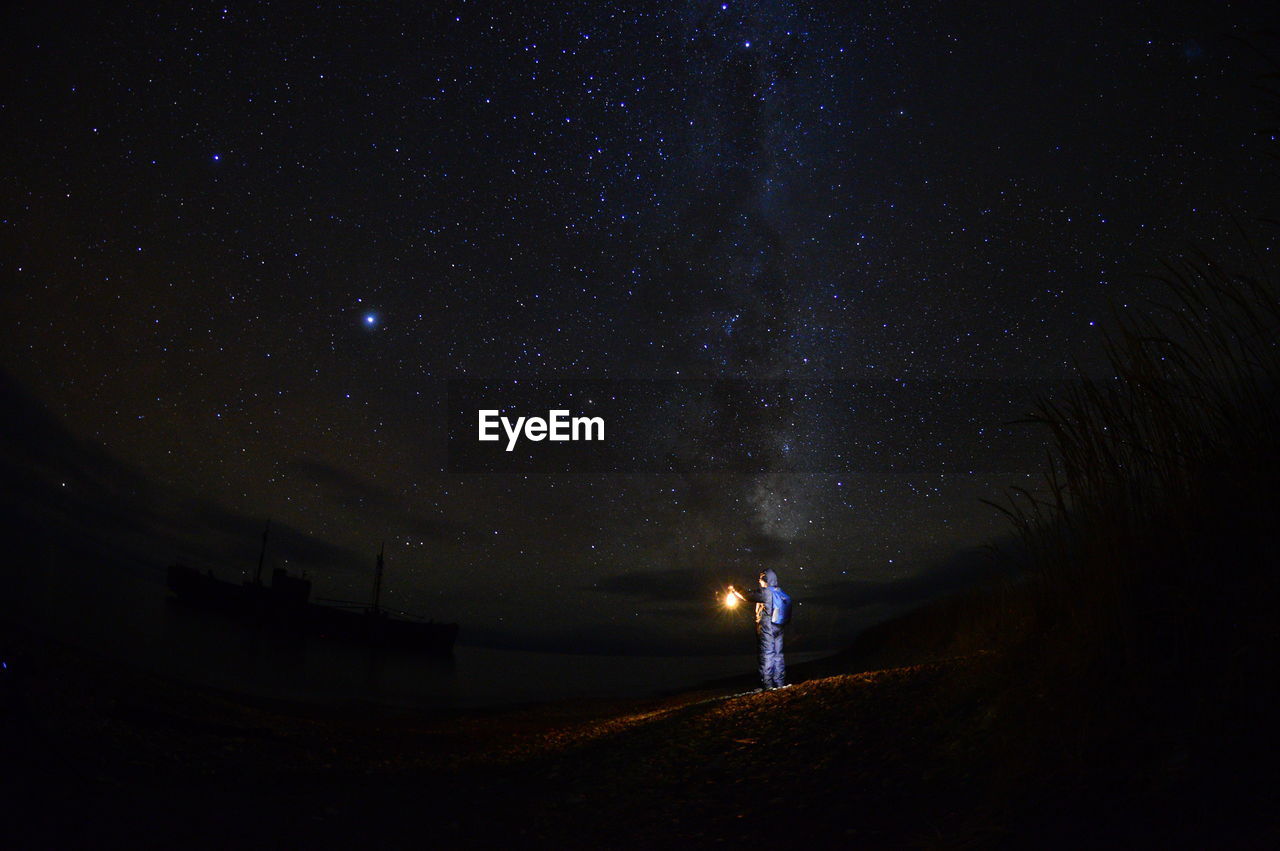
[3, 0, 1277, 655]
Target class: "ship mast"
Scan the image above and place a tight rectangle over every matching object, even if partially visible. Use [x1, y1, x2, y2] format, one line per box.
[254, 520, 271, 586]
[371, 541, 385, 615]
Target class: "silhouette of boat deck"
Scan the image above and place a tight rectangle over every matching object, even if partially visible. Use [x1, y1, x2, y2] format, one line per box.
[166, 526, 458, 654]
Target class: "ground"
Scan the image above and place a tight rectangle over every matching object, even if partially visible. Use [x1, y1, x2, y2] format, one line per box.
[2, 625, 1276, 849]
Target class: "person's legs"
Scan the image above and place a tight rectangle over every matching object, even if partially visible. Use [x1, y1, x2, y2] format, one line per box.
[757, 623, 772, 689]
[759, 622, 784, 689]
[768, 627, 785, 687]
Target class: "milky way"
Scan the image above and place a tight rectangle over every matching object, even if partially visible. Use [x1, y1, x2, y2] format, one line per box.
[2, 0, 1276, 653]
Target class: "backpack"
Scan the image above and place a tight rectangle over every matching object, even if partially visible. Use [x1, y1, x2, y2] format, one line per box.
[770, 587, 792, 626]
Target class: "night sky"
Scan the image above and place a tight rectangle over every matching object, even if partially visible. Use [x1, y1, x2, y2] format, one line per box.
[3, 1, 1277, 656]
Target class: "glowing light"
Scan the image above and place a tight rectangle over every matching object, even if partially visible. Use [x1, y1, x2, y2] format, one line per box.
[724, 587, 745, 609]
[364, 313, 377, 327]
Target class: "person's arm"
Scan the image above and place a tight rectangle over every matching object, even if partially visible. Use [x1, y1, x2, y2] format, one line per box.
[732, 585, 767, 604]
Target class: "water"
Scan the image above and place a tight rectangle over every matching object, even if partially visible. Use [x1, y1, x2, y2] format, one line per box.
[9, 551, 824, 708]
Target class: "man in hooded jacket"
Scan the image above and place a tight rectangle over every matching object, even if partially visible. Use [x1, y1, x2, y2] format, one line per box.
[732, 568, 787, 690]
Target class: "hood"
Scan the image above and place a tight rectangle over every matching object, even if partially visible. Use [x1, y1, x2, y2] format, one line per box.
[759, 568, 778, 587]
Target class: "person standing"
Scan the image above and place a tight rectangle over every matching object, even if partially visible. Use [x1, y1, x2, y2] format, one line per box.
[730, 568, 789, 691]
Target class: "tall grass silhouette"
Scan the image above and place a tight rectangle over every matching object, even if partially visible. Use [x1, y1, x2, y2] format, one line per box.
[985, 236, 1280, 646]
[982, 36, 1280, 667]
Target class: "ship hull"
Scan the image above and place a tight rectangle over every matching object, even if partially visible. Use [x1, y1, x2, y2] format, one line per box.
[166, 564, 458, 655]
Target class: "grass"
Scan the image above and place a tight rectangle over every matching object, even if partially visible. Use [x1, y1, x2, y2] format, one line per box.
[946, 218, 1280, 842]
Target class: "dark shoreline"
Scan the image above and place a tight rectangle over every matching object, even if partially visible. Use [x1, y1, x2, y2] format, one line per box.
[6, 618, 1276, 849]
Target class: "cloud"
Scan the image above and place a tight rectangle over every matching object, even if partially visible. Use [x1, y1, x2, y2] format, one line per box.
[0, 368, 370, 578]
[804, 540, 1022, 613]
[286, 457, 471, 543]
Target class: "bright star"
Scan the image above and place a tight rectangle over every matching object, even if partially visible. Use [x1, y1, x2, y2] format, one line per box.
[364, 313, 378, 327]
